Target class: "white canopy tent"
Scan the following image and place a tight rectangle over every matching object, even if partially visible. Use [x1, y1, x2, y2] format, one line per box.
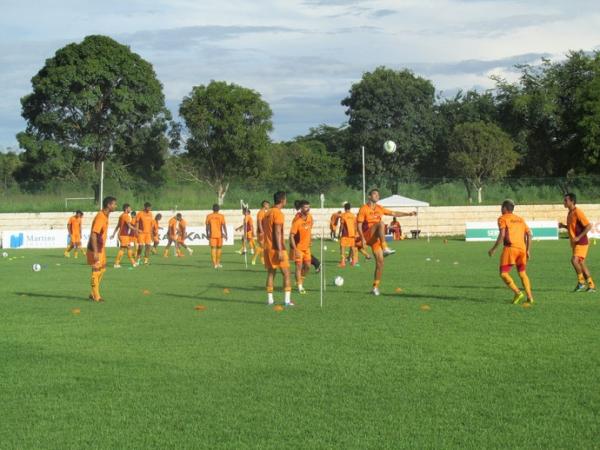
[378, 195, 429, 238]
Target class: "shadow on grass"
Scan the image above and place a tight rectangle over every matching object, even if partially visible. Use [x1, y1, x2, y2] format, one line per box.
[159, 291, 265, 307]
[14, 291, 87, 302]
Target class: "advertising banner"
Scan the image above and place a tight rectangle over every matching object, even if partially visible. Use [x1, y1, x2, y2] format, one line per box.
[465, 221, 558, 242]
[1, 226, 234, 249]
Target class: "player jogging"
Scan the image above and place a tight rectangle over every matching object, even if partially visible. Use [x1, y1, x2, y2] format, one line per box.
[338, 202, 358, 267]
[290, 200, 313, 294]
[87, 196, 117, 302]
[111, 203, 138, 268]
[559, 193, 596, 292]
[151, 213, 163, 254]
[488, 200, 534, 304]
[330, 210, 342, 240]
[206, 204, 228, 268]
[255, 200, 270, 266]
[357, 189, 416, 296]
[163, 214, 180, 257]
[263, 191, 294, 306]
[176, 213, 193, 257]
[135, 202, 154, 265]
[64, 210, 83, 258]
[235, 208, 255, 256]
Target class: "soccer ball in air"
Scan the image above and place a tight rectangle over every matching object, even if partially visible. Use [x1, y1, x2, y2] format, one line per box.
[334, 276, 344, 287]
[383, 140, 397, 154]
[32, 263, 42, 272]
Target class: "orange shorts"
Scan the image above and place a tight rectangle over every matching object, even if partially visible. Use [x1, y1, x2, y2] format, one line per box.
[119, 235, 133, 247]
[294, 248, 311, 264]
[70, 235, 81, 246]
[86, 249, 106, 270]
[168, 234, 177, 242]
[264, 248, 290, 270]
[364, 226, 383, 252]
[340, 237, 355, 248]
[245, 232, 254, 240]
[210, 237, 223, 247]
[500, 247, 527, 272]
[137, 233, 152, 245]
[572, 244, 589, 261]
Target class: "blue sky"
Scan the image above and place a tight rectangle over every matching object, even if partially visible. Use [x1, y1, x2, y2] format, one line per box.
[1, 0, 599, 148]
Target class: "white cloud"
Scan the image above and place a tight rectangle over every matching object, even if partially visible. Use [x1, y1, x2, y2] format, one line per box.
[1, 0, 600, 146]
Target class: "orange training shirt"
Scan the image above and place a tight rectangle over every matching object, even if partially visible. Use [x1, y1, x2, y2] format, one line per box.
[498, 212, 530, 252]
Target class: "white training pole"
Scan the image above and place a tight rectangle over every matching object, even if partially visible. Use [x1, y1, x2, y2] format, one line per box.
[240, 200, 248, 269]
[99, 160, 105, 209]
[320, 225, 324, 308]
[361, 145, 366, 205]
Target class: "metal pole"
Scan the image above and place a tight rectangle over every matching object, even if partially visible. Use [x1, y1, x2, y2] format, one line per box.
[362, 146, 366, 204]
[99, 160, 104, 209]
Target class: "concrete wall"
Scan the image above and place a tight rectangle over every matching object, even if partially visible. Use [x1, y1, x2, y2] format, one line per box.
[1, 204, 599, 237]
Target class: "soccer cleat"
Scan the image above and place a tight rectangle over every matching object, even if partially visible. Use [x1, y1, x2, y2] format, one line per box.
[132, 262, 138, 268]
[586, 286, 596, 293]
[526, 298, 535, 305]
[372, 287, 381, 296]
[217, 264, 223, 268]
[574, 283, 587, 292]
[383, 248, 396, 257]
[338, 263, 346, 268]
[353, 263, 361, 268]
[64, 252, 70, 258]
[267, 300, 274, 306]
[188, 248, 194, 255]
[298, 287, 307, 294]
[285, 301, 296, 307]
[512, 292, 525, 304]
[251, 260, 256, 266]
[113, 264, 121, 269]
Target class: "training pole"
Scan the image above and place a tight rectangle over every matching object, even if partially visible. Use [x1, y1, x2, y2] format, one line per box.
[240, 200, 248, 269]
[320, 225, 324, 308]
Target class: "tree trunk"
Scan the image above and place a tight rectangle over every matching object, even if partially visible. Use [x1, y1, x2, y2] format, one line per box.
[217, 182, 230, 206]
[464, 180, 473, 204]
[477, 186, 483, 204]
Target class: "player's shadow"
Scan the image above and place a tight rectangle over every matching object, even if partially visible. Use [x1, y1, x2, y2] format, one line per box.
[155, 262, 201, 268]
[14, 292, 86, 301]
[429, 284, 557, 293]
[159, 292, 264, 306]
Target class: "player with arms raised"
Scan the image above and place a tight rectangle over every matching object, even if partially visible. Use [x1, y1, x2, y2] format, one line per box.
[357, 189, 416, 296]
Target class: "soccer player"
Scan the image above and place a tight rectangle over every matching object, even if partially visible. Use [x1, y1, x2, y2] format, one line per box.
[135, 202, 154, 265]
[330, 210, 342, 240]
[255, 200, 270, 265]
[389, 218, 402, 240]
[206, 204, 228, 268]
[357, 189, 416, 296]
[176, 213, 194, 257]
[263, 191, 293, 306]
[151, 213, 163, 254]
[338, 202, 358, 267]
[111, 203, 138, 268]
[290, 200, 313, 294]
[163, 214, 179, 257]
[64, 210, 83, 258]
[87, 196, 117, 302]
[235, 208, 255, 256]
[559, 193, 596, 292]
[488, 200, 534, 304]
[130, 211, 139, 256]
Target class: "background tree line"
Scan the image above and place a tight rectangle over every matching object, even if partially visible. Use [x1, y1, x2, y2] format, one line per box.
[2, 34, 600, 205]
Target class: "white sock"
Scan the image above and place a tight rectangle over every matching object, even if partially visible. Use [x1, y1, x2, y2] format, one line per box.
[285, 290, 291, 303]
[267, 293, 274, 304]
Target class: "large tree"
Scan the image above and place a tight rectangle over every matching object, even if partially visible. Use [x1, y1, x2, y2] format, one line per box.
[448, 121, 519, 203]
[178, 81, 272, 204]
[269, 140, 345, 195]
[18, 35, 171, 196]
[341, 66, 436, 191]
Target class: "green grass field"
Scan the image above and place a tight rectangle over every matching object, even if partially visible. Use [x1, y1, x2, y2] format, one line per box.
[1, 239, 599, 449]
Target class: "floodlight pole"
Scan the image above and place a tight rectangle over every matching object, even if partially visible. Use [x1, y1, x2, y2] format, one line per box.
[361, 145, 366, 204]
